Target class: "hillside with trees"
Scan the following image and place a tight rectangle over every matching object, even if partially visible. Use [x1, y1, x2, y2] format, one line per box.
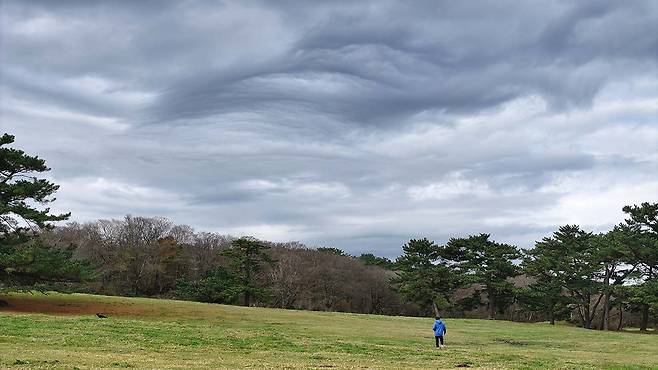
[1, 132, 656, 331]
[28, 205, 658, 331]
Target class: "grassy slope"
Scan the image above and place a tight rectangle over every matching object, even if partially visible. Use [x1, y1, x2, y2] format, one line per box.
[0, 293, 656, 369]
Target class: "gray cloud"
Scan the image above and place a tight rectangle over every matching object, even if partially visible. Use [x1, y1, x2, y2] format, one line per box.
[1, 0, 657, 258]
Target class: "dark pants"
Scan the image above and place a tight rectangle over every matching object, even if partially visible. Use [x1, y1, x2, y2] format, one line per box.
[435, 335, 444, 347]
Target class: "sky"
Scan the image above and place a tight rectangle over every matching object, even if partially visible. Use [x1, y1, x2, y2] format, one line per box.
[1, 0, 657, 258]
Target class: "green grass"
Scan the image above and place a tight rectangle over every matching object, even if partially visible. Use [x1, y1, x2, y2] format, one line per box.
[0, 293, 657, 369]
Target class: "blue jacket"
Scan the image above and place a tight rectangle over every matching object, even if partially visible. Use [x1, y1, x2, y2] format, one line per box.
[433, 319, 446, 336]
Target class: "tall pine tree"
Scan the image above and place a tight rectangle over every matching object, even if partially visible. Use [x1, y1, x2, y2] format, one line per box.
[0, 133, 92, 293]
[221, 237, 274, 307]
[392, 238, 456, 316]
[522, 233, 575, 325]
[442, 234, 521, 320]
[622, 202, 658, 331]
[535, 225, 603, 329]
[594, 225, 642, 330]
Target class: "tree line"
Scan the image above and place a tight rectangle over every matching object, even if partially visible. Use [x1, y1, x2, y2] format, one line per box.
[393, 206, 658, 331]
[1, 132, 656, 331]
[37, 217, 407, 315]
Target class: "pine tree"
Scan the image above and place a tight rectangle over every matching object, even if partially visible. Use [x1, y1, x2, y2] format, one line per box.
[534, 225, 602, 329]
[443, 234, 521, 320]
[221, 237, 275, 307]
[0, 133, 69, 234]
[594, 225, 642, 330]
[0, 133, 92, 293]
[174, 266, 241, 304]
[622, 202, 658, 331]
[522, 236, 575, 324]
[358, 253, 394, 269]
[392, 238, 456, 316]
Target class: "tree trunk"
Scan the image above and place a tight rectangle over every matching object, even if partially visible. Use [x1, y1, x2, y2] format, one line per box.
[431, 300, 440, 318]
[488, 294, 496, 320]
[640, 303, 649, 332]
[617, 306, 623, 331]
[581, 305, 591, 329]
[584, 306, 593, 329]
[244, 291, 251, 307]
[602, 291, 611, 331]
[602, 266, 612, 331]
[549, 309, 555, 325]
[641, 267, 655, 332]
[575, 306, 586, 328]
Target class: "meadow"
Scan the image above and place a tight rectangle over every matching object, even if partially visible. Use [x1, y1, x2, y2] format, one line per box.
[0, 293, 656, 369]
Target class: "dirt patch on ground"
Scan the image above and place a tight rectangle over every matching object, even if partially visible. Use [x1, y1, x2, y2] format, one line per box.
[0, 295, 156, 318]
[493, 338, 529, 346]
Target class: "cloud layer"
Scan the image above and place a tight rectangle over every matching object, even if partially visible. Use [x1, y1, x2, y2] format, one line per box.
[1, 0, 657, 257]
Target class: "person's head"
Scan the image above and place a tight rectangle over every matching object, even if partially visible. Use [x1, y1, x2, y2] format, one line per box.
[435, 316, 441, 321]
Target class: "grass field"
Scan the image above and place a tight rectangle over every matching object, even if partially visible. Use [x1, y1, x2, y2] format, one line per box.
[0, 293, 656, 369]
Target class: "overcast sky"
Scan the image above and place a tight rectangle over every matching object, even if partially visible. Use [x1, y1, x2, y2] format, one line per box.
[1, 1, 657, 257]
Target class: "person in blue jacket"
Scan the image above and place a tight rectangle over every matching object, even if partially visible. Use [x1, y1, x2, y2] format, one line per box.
[432, 316, 447, 348]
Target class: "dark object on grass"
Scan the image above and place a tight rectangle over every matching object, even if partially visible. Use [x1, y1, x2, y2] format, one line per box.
[493, 338, 528, 346]
[96, 313, 108, 319]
